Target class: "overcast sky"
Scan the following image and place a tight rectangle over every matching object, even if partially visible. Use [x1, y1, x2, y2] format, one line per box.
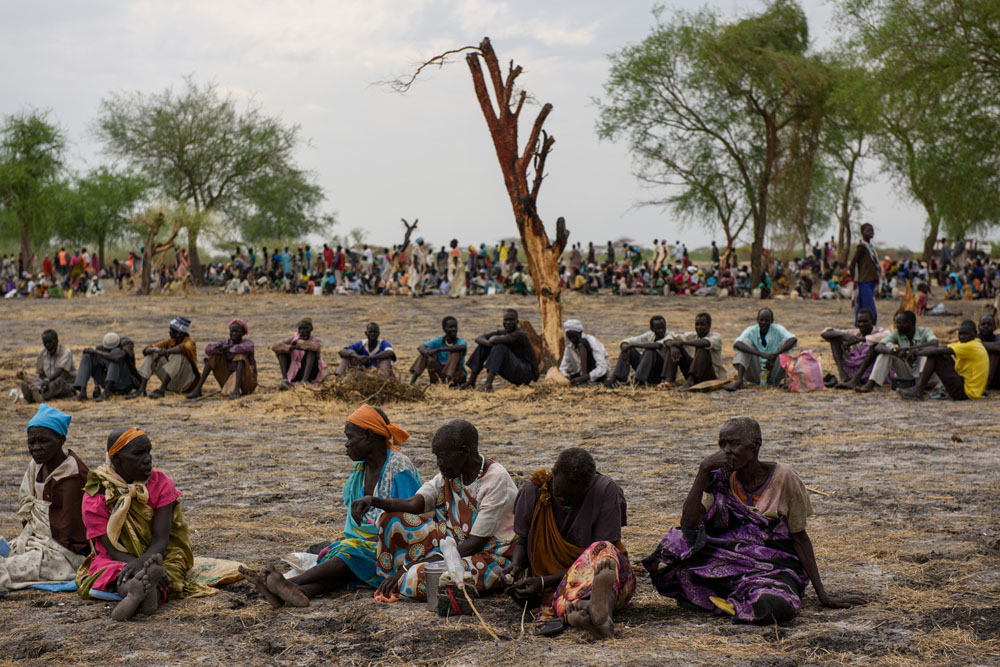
[3, 0, 961, 252]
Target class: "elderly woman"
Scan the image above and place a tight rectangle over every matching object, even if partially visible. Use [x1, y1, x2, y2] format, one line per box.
[241, 405, 421, 607]
[643, 417, 866, 624]
[1, 405, 89, 591]
[505, 447, 633, 639]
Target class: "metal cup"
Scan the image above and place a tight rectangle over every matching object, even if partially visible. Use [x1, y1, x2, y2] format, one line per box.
[424, 561, 447, 612]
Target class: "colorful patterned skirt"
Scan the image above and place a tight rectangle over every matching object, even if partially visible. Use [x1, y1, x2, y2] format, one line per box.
[540, 540, 635, 621]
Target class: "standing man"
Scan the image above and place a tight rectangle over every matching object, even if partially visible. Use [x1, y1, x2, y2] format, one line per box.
[448, 239, 466, 298]
[848, 223, 881, 325]
[334, 246, 345, 288]
[323, 243, 334, 271]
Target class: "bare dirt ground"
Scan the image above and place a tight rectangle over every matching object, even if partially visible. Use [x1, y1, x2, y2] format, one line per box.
[0, 291, 998, 666]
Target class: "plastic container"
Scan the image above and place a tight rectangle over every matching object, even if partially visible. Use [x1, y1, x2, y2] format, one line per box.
[424, 561, 447, 611]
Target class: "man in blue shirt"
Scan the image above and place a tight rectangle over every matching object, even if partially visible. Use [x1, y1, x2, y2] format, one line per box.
[725, 308, 797, 391]
[335, 322, 396, 378]
[409, 316, 467, 386]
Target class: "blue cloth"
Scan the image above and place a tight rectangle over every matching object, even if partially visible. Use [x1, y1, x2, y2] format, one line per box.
[347, 339, 394, 370]
[281, 253, 291, 275]
[29, 581, 78, 592]
[318, 449, 422, 587]
[735, 323, 795, 355]
[26, 403, 72, 435]
[856, 280, 878, 326]
[423, 335, 467, 367]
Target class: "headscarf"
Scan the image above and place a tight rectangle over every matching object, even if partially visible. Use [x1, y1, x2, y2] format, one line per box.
[170, 316, 191, 334]
[562, 319, 584, 333]
[229, 318, 249, 335]
[26, 403, 71, 435]
[109, 427, 147, 456]
[346, 404, 409, 451]
[102, 332, 121, 348]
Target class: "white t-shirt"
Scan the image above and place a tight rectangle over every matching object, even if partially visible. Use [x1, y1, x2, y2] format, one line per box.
[417, 457, 517, 542]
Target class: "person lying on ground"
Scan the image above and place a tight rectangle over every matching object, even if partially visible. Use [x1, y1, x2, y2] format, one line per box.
[272, 317, 326, 390]
[505, 447, 633, 640]
[241, 405, 421, 608]
[76, 427, 217, 621]
[608, 315, 673, 387]
[410, 315, 467, 386]
[336, 322, 395, 379]
[977, 314, 1000, 391]
[819, 308, 888, 389]
[558, 319, 610, 385]
[186, 319, 257, 400]
[461, 309, 539, 391]
[725, 309, 797, 391]
[662, 312, 728, 390]
[643, 417, 866, 625]
[21, 329, 75, 403]
[352, 419, 517, 601]
[898, 320, 990, 401]
[127, 317, 199, 399]
[0, 404, 89, 591]
[74, 332, 139, 402]
[855, 310, 937, 393]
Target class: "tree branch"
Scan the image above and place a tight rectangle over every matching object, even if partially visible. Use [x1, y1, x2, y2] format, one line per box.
[380, 45, 481, 93]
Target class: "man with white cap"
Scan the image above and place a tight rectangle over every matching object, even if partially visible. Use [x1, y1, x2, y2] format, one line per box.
[127, 317, 200, 399]
[73, 332, 139, 402]
[558, 319, 611, 385]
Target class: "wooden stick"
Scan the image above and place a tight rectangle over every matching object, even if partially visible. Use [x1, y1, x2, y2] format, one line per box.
[462, 586, 500, 641]
[806, 486, 831, 497]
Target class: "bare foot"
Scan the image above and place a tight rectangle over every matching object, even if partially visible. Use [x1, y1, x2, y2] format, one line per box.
[265, 565, 309, 607]
[185, 388, 202, 400]
[279, 380, 292, 391]
[112, 574, 150, 621]
[74, 392, 87, 402]
[566, 599, 602, 638]
[723, 380, 743, 392]
[478, 383, 494, 393]
[95, 392, 108, 402]
[141, 555, 164, 615]
[239, 566, 284, 609]
[855, 381, 876, 393]
[587, 559, 618, 639]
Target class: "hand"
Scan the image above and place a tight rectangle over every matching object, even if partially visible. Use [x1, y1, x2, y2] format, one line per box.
[350, 496, 375, 524]
[502, 562, 524, 584]
[819, 592, 868, 609]
[512, 576, 543, 598]
[377, 569, 406, 597]
[670, 347, 682, 363]
[117, 556, 146, 586]
[698, 449, 729, 475]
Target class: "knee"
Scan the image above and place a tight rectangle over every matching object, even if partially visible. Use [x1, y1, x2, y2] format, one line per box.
[751, 592, 797, 625]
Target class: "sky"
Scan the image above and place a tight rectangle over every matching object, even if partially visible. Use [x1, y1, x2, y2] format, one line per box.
[1, 0, 959, 253]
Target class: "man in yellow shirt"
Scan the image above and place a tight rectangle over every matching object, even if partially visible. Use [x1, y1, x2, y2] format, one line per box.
[899, 320, 989, 401]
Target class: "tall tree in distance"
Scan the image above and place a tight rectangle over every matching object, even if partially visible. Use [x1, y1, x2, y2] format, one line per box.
[0, 110, 65, 268]
[96, 77, 324, 284]
[59, 167, 149, 268]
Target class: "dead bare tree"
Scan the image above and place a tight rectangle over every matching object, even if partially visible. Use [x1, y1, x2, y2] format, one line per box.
[134, 210, 183, 295]
[390, 218, 419, 264]
[390, 37, 569, 363]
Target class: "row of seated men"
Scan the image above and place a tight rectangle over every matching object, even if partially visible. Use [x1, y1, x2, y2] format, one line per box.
[20, 308, 1000, 404]
[4, 402, 865, 633]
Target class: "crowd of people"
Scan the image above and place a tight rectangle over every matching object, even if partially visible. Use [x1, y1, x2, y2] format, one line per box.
[5, 401, 866, 634]
[4, 226, 997, 305]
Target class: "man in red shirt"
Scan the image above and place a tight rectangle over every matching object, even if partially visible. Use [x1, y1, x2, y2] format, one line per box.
[42, 254, 54, 278]
[323, 243, 334, 270]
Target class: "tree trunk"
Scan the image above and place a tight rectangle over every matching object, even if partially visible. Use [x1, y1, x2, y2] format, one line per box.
[836, 154, 859, 266]
[98, 236, 106, 273]
[187, 227, 203, 286]
[750, 119, 778, 287]
[19, 212, 32, 277]
[139, 229, 155, 295]
[920, 198, 940, 264]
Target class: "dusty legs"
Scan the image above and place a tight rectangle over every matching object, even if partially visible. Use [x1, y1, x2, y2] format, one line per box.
[111, 554, 164, 621]
[565, 557, 618, 640]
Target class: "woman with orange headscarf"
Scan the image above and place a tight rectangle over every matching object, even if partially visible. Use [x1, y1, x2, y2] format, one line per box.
[241, 405, 422, 608]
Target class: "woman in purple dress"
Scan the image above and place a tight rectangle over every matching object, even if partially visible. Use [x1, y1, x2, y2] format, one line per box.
[644, 417, 866, 624]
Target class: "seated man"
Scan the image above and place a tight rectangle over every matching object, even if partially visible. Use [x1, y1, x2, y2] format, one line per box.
[609, 316, 673, 386]
[643, 417, 866, 624]
[74, 332, 139, 402]
[977, 314, 1000, 391]
[558, 320, 611, 385]
[76, 427, 218, 621]
[241, 405, 421, 607]
[354, 419, 517, 601]
[461, 309, 539, 391]
[725, 309, 797, 391]
[410, 316, 467, 386]
[272, 318, 326, 389]
[899, 320, 990, 401]
[506, 447, 633, 639]
[819, 308, 888, 389]
[21, 329, 75, 403]
[336, 322, 396, 379]
[662, 312, 727, 390]
[856, 310, 937, 393]
[128, 317, 199, 399]
[1, 405, 89, 591]
[185, 319, 257, 400]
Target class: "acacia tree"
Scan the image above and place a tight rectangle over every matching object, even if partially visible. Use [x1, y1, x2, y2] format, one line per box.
[96, 77, 323, 285]
[392, 38, 569, 361]
[0, 110, 65, 267]
[59, 167, 149, 267]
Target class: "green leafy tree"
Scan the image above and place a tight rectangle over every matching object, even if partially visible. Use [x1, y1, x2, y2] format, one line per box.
[95, 77, 325, 284]
[233, 167, 328, 243]
[58, 167, 149, 268]
[0, 110, 66, 267]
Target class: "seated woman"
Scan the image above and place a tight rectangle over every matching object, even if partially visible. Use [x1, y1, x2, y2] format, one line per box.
[271, 318, 326, 390]
[76, 427, 217, 621]
[352, 419, 517, 601]
[505, 447, 634, 640]
[1, 405, 89, 591]
[241, 405, 421, 607]
[643, 417, 866, 624]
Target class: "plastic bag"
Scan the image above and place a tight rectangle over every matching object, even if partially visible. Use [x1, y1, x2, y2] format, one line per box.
[778, 350, 827, 393]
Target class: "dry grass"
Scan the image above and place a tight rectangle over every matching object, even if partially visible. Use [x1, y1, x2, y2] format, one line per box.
[0, 291, 997, 666]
